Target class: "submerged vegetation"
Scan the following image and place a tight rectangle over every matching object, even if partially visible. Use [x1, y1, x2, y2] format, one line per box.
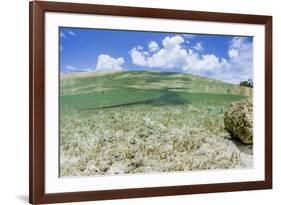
[59, 71, 253, 177]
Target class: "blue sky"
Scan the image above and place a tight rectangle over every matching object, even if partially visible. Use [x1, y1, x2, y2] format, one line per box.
[59, 27, 253, 84]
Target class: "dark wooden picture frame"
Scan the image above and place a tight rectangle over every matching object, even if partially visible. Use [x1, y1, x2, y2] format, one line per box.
[29, 1, 272, 204]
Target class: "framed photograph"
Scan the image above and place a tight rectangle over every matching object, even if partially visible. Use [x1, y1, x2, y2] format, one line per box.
[29, 1, 272, 204]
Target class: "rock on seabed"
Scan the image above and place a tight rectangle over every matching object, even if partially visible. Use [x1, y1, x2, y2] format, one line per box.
[224, 98, 253, 144]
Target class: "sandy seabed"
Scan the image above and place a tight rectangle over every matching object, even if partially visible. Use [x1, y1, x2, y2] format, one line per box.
[60, 104, 252, 177]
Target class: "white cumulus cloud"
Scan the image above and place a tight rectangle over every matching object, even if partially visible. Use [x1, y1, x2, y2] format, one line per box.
[162, 35, 184, 49]
[209, 37, 253, 83]
[129, 35, 228, 74]
[222, 37, 253, 83]
[148, 41, 160, 52]
[129, 35, 253, 84]
[184, 54, 229, 72]
[228, 49, 239, 58]
[130, 47, 147, 66]
[193, 42, 204, 52]
[229, 37, 252, 63]
[95, 54, 125, 72]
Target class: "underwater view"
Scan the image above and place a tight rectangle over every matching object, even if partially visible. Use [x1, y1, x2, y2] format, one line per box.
[59, 28, 253, 176]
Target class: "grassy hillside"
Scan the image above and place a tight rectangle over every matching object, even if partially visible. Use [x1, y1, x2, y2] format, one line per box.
[59, 71, 253, 177]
